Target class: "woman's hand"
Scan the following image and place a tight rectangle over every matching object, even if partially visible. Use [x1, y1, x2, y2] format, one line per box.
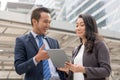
[65, 62, 86, 73]
[57, 62, 70, 74]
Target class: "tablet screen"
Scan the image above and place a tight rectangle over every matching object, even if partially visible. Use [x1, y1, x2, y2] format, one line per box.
[46, 49, 69, 68]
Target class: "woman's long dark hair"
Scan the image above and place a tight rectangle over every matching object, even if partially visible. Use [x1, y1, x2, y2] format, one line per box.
[78, 14, 99, 53]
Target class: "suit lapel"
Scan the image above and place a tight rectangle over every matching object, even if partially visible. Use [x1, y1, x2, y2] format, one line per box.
[28, 32, 39, 51]
[45, 37, 53, 49]
[72, 44, 82, 63]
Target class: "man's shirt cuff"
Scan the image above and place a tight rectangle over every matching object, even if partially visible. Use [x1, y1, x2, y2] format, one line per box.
[33, 57, 38, 66]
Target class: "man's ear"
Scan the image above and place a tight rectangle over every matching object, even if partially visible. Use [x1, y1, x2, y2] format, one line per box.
[32, 19, 37, 25]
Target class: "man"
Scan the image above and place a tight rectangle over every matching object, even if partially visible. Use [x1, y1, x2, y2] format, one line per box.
[14, 7, 66, 80]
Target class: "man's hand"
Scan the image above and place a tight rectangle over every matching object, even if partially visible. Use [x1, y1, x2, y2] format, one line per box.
[35, 44, 49, 63]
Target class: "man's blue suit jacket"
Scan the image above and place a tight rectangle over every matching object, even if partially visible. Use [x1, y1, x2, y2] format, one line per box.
[14, 32, 66, 80]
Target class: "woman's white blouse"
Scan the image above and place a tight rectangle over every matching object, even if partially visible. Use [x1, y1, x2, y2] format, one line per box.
[74, 44, 85, 80]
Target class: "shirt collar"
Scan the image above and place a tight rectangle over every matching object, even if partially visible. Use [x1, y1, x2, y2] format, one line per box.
[31, 30, 46, 39]
[31, 30, 38, 39]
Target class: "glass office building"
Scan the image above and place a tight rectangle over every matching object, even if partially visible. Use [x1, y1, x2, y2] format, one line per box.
[55, 0, 120, 33]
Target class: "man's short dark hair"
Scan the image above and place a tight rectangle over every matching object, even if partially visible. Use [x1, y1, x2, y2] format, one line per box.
[31, 7, 50, 25]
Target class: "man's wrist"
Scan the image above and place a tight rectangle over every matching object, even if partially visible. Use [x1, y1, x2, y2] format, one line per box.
[35, 55, 41, 63]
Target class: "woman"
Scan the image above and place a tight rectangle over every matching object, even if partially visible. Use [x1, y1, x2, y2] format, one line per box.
[59, 14, 111, 80]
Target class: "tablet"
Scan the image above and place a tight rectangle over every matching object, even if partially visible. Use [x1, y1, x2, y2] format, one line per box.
[46, 49, 69, 68]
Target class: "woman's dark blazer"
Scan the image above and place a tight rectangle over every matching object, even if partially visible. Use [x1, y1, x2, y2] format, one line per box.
[67, 40, 111, 80]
